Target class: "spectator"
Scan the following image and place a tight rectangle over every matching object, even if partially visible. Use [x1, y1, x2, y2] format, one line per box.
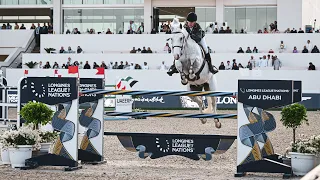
[306, 40, 312, 52]
[225, 27, 232, 33]
[298, 28, 304, 33]
[38, 61, 43, 69]
[279, 41, 286, 53]
[30, 23, 35, 29]
[77, 46, 83, 53]
[14, 23, 19, 30]
[237, 47, 244, 53]
[225, 61, 232, 70]
[130, 47, 137, 53]
[73, 61, 79, 66]
[159, 61, 168, 70]
[78, 62, 83, 69]
[238, 63, 244, 68]
[129, 62, 135, 70]
[142, 62, 149, 69]
[246, 47, 252, 53]
[311, 45, 320, 53]
[252, 47, 258, 53]
[246, 62, 252, 70]
[293, 46, 298, 53]
[66, 46, 75, 53]
[84, 61, 91, 69]
[164, 43, 171, 53]
[112, 62, 118, 69]
[273, 56, 282, 70]
[213, 28, 219, 34]
[147, 47, 153, 53]
[135, 63, 142, 69]
[6, 23, 12, 29]
[263, 28, 268, 33]
[20, 24, 26, 29]
[291, 28, 297, 33]
[35, 23, 41, 47]
[151, 28, 157, 34]
[118, 61, 124, 69]
[43, 61, 51, 69]
[141, 47, 147, 53]
[232, 63, 239, 70]
[260, 56, 268, 67]
[123, 61, 129, 69]
[101, 61, 107, 69]
[268, 49, 274, 53]
[59, 47, 65, 53]
[93, 62, 99, 69]
[218, 62, 225, 70]
[249, 56, 255, 68]
[1, 24, 6, 29]
[302, 46, 309, 53]
[42, 23, 48, 34]
[206, 23, 213, 33]
[219, 27, 225, 33]
[308, 62, 316, 70]
[53, 62, 59, 69]
[106, 28, 112, 34]
[48, 23, 53, 34]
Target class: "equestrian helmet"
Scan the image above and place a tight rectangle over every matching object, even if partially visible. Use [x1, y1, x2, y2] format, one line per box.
[187, 12, 197, 22]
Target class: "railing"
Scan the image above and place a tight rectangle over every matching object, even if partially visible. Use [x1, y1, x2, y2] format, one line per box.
[0, 0, 52, 5]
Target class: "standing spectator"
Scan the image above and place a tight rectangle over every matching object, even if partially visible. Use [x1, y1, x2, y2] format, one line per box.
[42, 23, 48, 34]
[43, 61, 51, 69]
[48, 23, 53, 34]
[311, 46, 320, 53]
[302, 46, 309, 53]
[306, 40, 313, 52]
[6, 23, 12, 29]
[273, 56, 282, 70]
[225, 61, 232, 70]
[34, 23, 42, 47]
[78, 62, 83, 69]
[218, 62, 225, 70]
[59, 47, 65, 53]
[164, 43, 171, 53]
[249, 56, 256, 68]
[84, 61, 91, 69]
[308, 62, 316, 70]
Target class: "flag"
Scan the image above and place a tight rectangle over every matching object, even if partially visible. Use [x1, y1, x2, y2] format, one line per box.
[116, 76, 138, 90]
[96, 67, 105, 75]
[68, 66, 79, 74]
[54, 70, 58, 74]
[24, 70, 28, 75]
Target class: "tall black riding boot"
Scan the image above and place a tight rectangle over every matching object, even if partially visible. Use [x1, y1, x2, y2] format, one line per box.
[167, 63, 179, 76]
[205, 53, 219, 74]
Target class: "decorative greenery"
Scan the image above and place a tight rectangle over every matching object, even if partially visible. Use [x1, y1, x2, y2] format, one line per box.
[44, 48, 56, 53]
[280, 103, 308, 144]
[19, 101, 54, 130]
[0, 124, 41, 149]
[24, 61, 38, 68]
[287, 135, 320, 156]
[38, 130, 59, 143]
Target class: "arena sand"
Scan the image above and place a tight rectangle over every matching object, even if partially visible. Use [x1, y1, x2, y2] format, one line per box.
[1, 110, 319, 180]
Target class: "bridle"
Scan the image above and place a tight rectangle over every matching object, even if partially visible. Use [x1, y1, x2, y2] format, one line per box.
[169, 30, 189, 57]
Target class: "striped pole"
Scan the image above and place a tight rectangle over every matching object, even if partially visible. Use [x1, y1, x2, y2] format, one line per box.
[104, 111, 237, 119]
[81, 89, 236, 97]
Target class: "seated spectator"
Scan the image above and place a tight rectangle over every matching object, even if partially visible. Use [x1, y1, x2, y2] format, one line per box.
[238, 63, 244, 68]
[232, 63, 239, 70]
[123, 61, 129, 69]
[78, 62, 83, 69]
[66, 62, 71, 68]
[311, 45, 320, 53]
[158, 61, 168, 70]
[106, 28, 112, 34]
[225, 61, 232, 70]
[225, 27, 232, 33]
[73, 61, 79, 66]
[43, 61, 51, 69]
[302, 46, 309, 53]
[135, 63, 142, 69]
[291, 28, 297, 33]
[129, 62, 135, 70]
[147, 47, 153, 53]
[151, 28, 157, 34]
[20, 24, 26, 29]
[298, 28, 304, 33]
[308, 62, 316, 70]
[62, 64, 66, 69]
[141, 47, 147, 53]
[218, 62, 225, 70]
[142, 62, 149, 69]
[279, 41, 286, 53]
[263, 28, 268, 33]
[219, 27, 225, 33]
[268, 49, 274, 53]
[101, 61, 107, 69]
[84, 61, 91, 69]
[53, 62, 59, 69]
[38, 61, 43, 68]
[93, 62, 99, 69]
[249, 56, 255, 67]
[293, 46, 298, 53]
[66, 46, 75, 53]
[164, 43, 171, 53]
[246, 62, 252, 70]
[59, 46, 65, 53]
[257, 29, 262, 33]
[137, 48, 141, 53]
[130, 47, 137, 53]
[237, 47, 244, 53]
[118, 61, 124, 69]
[213, 28, 219, 34]
[112, 62, 118, 69]
[246, 47, 252, 53]
[252, 47, 258, 53]
[77, 46, 83, 53]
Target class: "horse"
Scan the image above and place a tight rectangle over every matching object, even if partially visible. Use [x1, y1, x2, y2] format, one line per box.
[168, 18, 221, 129]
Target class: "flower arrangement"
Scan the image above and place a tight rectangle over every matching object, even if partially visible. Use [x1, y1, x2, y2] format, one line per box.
[0, 124, 41, 149]
[38, 130, 59, 143]
[286, 134, 320, 156]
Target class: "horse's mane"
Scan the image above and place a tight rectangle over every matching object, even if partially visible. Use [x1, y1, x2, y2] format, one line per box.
[170, 18, 186, 35]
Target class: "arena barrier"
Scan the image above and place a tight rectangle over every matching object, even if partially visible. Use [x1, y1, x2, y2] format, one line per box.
[0, 86, 18, 129]
[15, 75, 303, 178]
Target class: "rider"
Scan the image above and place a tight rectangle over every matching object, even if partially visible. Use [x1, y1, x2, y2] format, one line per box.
[167, 12, 217, 76]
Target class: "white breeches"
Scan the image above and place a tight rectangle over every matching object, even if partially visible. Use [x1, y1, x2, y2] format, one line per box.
[199, 38, 209, 54]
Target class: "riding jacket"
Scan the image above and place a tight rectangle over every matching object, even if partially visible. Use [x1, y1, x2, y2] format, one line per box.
[184, 23, 205, 43]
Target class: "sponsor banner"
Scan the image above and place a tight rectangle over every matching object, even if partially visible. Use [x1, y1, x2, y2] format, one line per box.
[79, 78, 104, 104]
[133, 95, 181, 109]
[7, 90, 18, 104]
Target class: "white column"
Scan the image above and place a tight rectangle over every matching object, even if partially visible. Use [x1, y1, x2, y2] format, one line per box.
[53, 0, 62, 34]
[277, 0, 302, 31]
[216, 0, 224, 26]
[144, 0, 152, 34]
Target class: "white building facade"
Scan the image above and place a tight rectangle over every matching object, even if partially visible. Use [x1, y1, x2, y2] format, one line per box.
[0, 0, 319, 34]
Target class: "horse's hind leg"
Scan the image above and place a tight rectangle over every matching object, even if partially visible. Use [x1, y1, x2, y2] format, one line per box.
[188, 85, 207, 124]
[206, 75, 221, 129]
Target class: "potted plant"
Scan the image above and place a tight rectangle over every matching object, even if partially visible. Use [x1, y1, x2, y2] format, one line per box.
[24, 61, 38, 69]
[0, 124, 40, 168]
[44, 48, 56, 54]
[19, 101, 54, 130]
[280, 103, 310, 175]
[38, 130, 59, 152]
[0, 134, 10, 165]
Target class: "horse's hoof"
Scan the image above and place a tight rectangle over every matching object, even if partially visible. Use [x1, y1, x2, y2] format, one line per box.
[181, 80, 188, 85]
[200, 118, 207, 124]
[189, 75, 197, 81]
[215, 122, 222, 129]
[214, 118, 219, 123]
[189, 69, 193, 74]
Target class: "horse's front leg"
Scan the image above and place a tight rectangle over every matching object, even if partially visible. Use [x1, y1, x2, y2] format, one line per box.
[188, 58, 197, 81]
[175, 60, 188, 85]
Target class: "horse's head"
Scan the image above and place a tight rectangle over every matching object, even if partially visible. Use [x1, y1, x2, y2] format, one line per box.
[169, 18, 188, 61]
